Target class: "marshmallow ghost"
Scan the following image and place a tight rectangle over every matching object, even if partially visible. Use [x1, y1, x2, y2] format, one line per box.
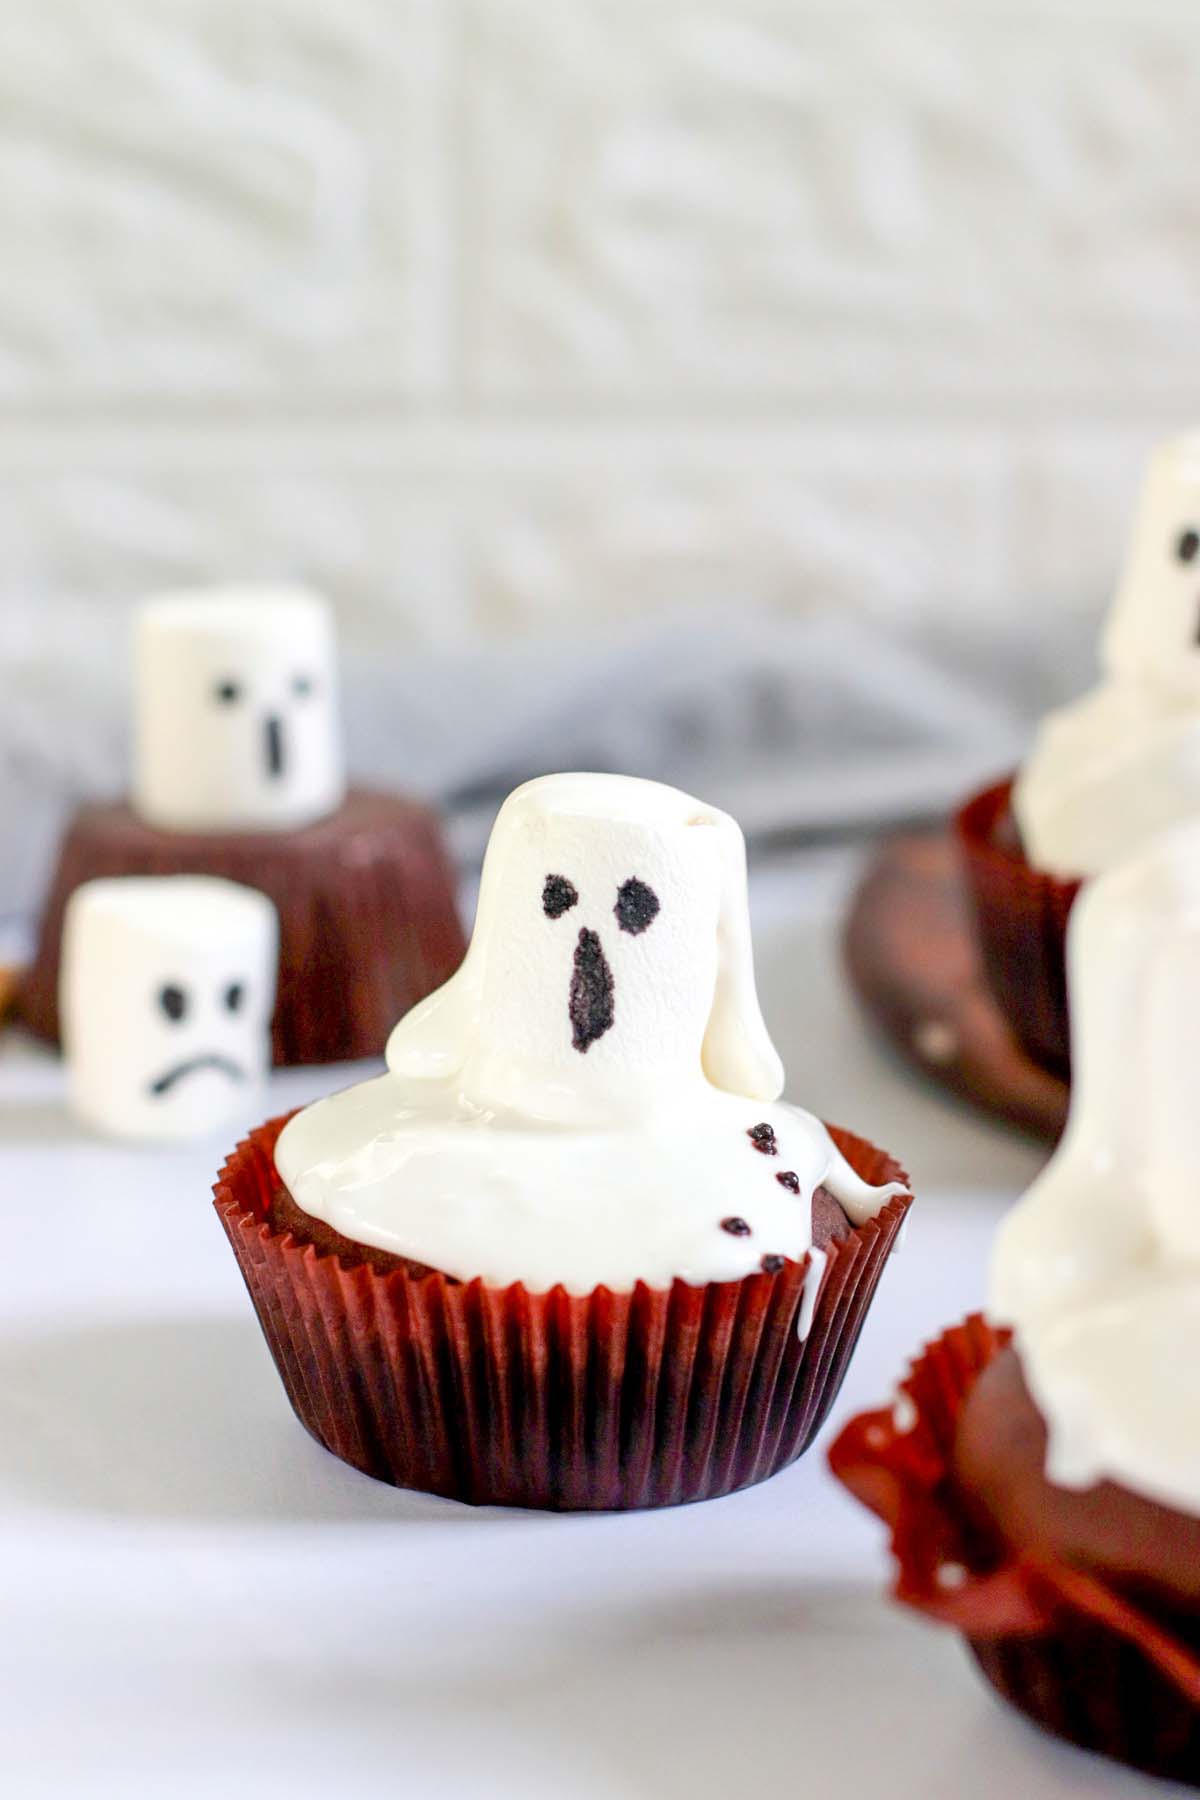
[386, 771, 784, 1121]
[990, 822, 1200, 1506]
[133, 587, 345, 833]
[1015, 433, 1200, 878]
[61, 876, 278, 1142]
[276, 776, 906, 1295]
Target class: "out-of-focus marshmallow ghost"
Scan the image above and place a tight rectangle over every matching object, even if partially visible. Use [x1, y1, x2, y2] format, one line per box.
[1015, 434, 1200, 878]
[275, 775, 907, 1295]
[133, 587, 345, 834]
[61, 875, 278, 1141]
[990, 823, 1200, 1506]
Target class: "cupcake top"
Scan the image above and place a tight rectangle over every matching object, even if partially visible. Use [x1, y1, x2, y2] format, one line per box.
[990, 820, 1200, 1512]
[1013, 432, 1200, 878]
[275, 773, 907, 1295]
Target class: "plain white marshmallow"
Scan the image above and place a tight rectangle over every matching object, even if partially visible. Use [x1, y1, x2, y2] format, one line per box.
[61, 875, 278, 1142]
[132, 587, 345, 834]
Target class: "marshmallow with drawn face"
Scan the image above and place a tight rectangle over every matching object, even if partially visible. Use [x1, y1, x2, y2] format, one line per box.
[61, 876, 278, 1141]
[133, 587, 345, 833]
[1015, 433, 1200, 877]
[274, 775, 907, 1296]
[386, 772, 784, 1121]
[1103, 433, 1200, 698]
[990, 822, 1200, 1506]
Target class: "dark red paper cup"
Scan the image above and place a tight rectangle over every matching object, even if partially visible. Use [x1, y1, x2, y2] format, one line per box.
[829, 1319, 1200, 1786]
[215, 1114, 911, 1511]
[954, 778, 1081, 1079]
[18, 789, 466, 1066]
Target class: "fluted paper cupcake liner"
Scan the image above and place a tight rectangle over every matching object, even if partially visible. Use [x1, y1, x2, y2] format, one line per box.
[19, 788, 466, 1066]
[215, 1114, 911, 1511]
[955, 778, 1080, 1079]
[829, 1318, 1200, 1786]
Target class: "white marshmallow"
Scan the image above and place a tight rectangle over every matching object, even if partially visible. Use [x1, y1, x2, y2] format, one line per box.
[990, 822, 1200, 1509]
[1015, 434, 1200, 877]
[133, 587, 345, 833]
[61, 876, 278, 1142]
[1103, 433, 1200, 696]
[275, 776, 907, 1295]
[386, 771, 785, 1121]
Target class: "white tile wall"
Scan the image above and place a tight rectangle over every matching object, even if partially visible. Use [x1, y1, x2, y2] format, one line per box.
[2, 0, 1199, 718]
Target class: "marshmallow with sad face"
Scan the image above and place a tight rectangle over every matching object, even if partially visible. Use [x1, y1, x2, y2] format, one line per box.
[133, 587, 345, 834]
[1016, 433, 1200, 877]
[61, 876, 278, 1141]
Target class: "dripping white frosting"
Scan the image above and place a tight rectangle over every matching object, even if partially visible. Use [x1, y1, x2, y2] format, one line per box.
[275, 773, 906, 1295]
[989, 820, 1200, 1513]
[1014, 432, 1200, 879]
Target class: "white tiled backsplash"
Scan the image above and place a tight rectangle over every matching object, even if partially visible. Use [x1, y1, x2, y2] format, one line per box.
[2, 1, 1199, 729]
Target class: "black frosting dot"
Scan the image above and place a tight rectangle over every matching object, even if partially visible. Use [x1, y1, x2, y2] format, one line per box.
[776, 1170, 800, 1194]
[747, 1122, 778, 1156]
[614, 876, 661, 936]
[721, 1216, 752, 1237]
[543, 873, 579, 919]
[760, 1254, 786, 1274]
[1178, 528, 1200, 564]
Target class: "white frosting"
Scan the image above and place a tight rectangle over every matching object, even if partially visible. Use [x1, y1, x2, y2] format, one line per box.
[133, 586, 345, 834]
[276, 774, 906, 1294]
[989, 821, 1200, 1512]
[61, 875, 278, 1142]
[1014, 433, 1200, 878]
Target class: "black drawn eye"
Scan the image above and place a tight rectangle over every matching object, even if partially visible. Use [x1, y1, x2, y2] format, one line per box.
[214, 678, 242, 705]
[1177, 529, 1200, 565]
[614, 876, 660, 936]
[159, 983, 188, 1023]
[543, 874, 579, 919]
[223, 981, 245, 1014]
[292, 674, 314, 698]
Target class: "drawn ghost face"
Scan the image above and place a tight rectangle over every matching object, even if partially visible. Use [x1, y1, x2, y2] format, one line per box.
[133, 588, 345, 833]
[60, 876, 278, 1141]
[1103, 437, 1200, 699]
[463, 782, 727, 1113]
[386, 775, 784, 1116]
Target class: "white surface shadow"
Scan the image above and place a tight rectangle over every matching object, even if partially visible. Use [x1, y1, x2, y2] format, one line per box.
[0, 1314, 531, 1529]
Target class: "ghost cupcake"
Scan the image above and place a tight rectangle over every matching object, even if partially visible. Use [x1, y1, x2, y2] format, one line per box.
[831, 822, 1200, 1784]
[216, 773, 912, 1510]
[19, 587, 465, 1066]
[957, 431, 1200, 1076]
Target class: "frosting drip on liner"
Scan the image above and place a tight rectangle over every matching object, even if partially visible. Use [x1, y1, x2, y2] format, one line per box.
[990, 820, 1200, 1514]
[275, 773, 906, 1295]
[1014, 431, 1200, 879]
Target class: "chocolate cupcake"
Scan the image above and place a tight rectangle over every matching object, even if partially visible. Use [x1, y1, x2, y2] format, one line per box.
[217, 773, 912, 1510]
[832, 824, 1200, 1783]
[18, 588, 465, 1065]
[957, 430, 1200, 1078]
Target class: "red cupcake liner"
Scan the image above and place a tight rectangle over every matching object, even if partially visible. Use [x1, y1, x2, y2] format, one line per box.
[215, 1114, 911, 1511]
[954, 778, 1081, 1079]
[18, 788, 466, 1066]
[829, 1318, 1200, 1785]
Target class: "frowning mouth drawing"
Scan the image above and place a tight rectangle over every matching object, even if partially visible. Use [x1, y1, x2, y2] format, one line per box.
[148, 1054, 247, 1097]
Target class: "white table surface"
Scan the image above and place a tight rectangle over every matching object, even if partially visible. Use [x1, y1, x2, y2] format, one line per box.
[0, 850, 1181, 1800]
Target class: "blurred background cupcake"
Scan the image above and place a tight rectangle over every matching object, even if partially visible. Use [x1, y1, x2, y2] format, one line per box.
[831, 822, 1200, 1784]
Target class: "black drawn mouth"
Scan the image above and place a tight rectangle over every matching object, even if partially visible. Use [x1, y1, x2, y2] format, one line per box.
[569, 927, 615, 1052]
[265, 714, 286, 779]
[148, 1054, 247, 1097]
